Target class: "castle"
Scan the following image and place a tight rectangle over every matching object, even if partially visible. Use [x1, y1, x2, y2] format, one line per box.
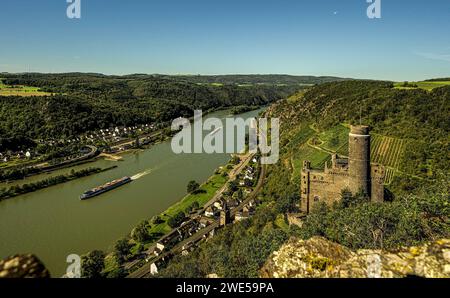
[300, 125, 385, 214]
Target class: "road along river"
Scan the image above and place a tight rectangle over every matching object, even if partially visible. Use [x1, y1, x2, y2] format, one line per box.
[0, 108, 264, 276]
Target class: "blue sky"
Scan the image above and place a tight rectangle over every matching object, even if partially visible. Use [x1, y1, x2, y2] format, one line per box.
[0, 0, 449, 81]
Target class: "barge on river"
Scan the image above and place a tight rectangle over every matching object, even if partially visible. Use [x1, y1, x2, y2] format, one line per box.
[80, 176, 132, 200]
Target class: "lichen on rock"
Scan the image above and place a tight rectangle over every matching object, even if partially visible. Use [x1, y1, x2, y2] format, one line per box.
[260, 236, 450, 278]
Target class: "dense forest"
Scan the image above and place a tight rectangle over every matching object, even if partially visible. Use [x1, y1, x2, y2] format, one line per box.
[157, 74, 350, 85]
[0, 73, 329, 151]
[158, 80, 449, 278]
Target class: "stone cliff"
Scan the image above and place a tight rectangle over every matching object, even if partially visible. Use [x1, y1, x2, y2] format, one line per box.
[0, 254, 50, 278]
[260, 236, 450, 278]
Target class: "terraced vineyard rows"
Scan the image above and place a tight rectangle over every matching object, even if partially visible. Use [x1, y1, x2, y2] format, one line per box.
[384, 168, 396, 185]
[370, 134, 406, 184]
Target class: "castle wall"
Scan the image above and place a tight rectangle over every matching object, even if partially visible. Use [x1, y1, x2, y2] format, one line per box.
[300, 167, 349, 213]
[371, 165, 385, 203]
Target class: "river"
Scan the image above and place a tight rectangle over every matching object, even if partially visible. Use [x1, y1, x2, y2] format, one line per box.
[0, 108, 264, 276]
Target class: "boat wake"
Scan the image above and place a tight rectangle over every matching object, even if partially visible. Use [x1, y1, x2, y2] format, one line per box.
[207, 126, 222, 136]
[131, 168, 154, 180]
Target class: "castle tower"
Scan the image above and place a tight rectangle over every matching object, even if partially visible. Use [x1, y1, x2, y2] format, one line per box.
[300, 160, 311, 214]
[348, 125, 371, 196]
[220, 203, 231, 226]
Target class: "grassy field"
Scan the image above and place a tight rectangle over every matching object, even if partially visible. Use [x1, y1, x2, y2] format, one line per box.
[394, 81, 450, 91]
[317, 124, 350, 154]
[0, 79, 51, 96]
[291, 143, 331, 181]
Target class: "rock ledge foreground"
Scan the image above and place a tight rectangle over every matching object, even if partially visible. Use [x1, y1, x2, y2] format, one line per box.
[0, 254, 50, 278]
[261, 236, 450, 278]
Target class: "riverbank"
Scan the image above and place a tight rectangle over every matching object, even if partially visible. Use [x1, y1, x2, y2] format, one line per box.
[101, 156, 236, 276]
[0, 107, 266, 276]
[0, 166, 117, 201]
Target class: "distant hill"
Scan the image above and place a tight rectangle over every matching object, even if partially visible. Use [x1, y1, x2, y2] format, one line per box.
[158, 74, 350, 85]
[425, 78, 450, 82]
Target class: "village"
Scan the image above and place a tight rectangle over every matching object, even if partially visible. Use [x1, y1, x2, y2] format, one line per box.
[0, 121, 167, 180]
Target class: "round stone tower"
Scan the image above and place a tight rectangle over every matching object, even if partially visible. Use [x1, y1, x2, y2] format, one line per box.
[348, 125, 371, 195]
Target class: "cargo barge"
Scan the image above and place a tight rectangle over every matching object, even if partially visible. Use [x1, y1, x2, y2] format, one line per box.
[80, 176, 132, 200]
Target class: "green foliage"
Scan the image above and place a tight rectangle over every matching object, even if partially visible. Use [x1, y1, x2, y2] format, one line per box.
[114, 238, 132, 265]
[187, 180, 200, 194]
[81, 250, 105, 278]
[158, 206, 289, 278]
[167, 211, 186, 229]
[184, 201, 200, 214]
[0, 167, 108, 200]
[0, 73, 312, 150]
[105, 266, 128, 278]
[296, 182, 449, 249]
[231, 105, 258, 115]
[131, 220, 150, 243]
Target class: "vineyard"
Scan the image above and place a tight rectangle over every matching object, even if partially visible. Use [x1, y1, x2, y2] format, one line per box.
[288, 124, 407, 185]
[370, 134, 406, 184]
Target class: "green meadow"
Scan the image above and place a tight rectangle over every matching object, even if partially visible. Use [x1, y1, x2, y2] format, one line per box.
[0, 79, 51, 96]
[394, 81, 450, 91]
[146, 169, 229, 236]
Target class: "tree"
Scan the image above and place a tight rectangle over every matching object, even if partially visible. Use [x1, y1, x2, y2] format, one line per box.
[114, 238, 132, 264]
[228, 180, 238, 193]
[131, 220, 149, 243]
[167, 211, 186, 228]
[232, 189, 243, 201]
[152, 215, 164, 224]
[340, 188, 353, 208]
[135, 136, 140, 148]
[106, 266, 127, 278]
[81, 250, 105, 278]
[231, 155, 241, 165]
[191, 201, 200, 210]
[187, 180, 200, 194]
[244, 178, 253, 187]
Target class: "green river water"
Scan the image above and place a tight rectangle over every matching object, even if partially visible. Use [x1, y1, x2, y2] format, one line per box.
[0, 108, 263, 276]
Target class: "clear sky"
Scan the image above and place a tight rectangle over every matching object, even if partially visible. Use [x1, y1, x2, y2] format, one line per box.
[0, 0, 449, 81]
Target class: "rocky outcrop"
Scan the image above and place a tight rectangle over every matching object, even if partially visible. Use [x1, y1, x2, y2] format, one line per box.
[0, 254, 50, 278]
[261, 236, 450, 278]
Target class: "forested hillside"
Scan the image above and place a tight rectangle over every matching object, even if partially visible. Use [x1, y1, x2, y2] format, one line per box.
[0, 73, 322, 150]
[269, 80, 449, 184]
[158, 80, 449, 278]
